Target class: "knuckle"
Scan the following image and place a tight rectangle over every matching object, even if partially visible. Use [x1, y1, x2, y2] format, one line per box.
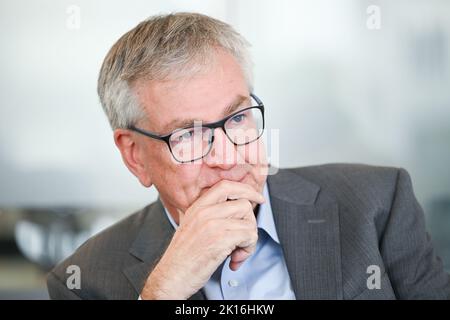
[208, 237, 230, 258]
[236, 199, 252, 211]
[235, 199, 247, 208]
[247, 228, 258, 243]
[204, 244, 220, 260]
[217, 180, 230, 190]
[251, 232, 258, 244]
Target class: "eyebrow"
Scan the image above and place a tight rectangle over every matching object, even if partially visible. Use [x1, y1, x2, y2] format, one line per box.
[163, 94, 251, 133]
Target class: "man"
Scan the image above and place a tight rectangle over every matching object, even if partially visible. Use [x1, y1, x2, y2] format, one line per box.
[47, 12, 450, 300]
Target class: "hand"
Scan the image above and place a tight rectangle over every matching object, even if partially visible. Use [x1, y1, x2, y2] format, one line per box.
[140, 180, 265, 300]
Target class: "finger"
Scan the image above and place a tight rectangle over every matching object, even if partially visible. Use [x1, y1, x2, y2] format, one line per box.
[206, 218, 257, 241]
[227, 237, 257, 271]
[222, 226, 258, 258]
[229, 260, 244, 271]
[229, 247, 254, 271]
[201, 217, 256, 234]
[194, 180, 265, 208]
[202, 199, 257, 221]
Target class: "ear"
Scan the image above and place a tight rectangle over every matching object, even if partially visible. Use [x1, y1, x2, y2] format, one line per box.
[113, 129, 153, 188]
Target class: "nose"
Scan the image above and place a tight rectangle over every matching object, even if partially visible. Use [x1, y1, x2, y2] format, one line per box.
[203, 127, 239, 169]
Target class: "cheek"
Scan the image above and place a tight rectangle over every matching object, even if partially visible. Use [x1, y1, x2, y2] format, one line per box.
[151, 162, 205, 211]
[238, 140, 268, 191]
[164, 163, 204, 196]
[175, 164, 203, 182]
[238, 139, 267, 167]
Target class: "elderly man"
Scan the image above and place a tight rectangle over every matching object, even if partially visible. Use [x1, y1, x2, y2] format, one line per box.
[47, 12, 450, 300]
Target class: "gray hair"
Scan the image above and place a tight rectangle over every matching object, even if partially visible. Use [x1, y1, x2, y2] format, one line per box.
[97, 12, 254, 130]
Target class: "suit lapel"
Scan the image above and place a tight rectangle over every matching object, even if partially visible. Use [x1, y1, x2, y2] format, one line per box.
[268, 169, 343, 299]
[123, 199, 206, 300]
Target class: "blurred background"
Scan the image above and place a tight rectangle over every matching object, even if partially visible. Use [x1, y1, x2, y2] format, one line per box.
[1, 0, 449, 299]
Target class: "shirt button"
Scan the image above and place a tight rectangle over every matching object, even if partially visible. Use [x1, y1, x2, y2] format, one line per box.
[228, 279, 239, 287]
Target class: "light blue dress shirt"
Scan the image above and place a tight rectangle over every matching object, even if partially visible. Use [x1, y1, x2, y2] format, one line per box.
[163, 183, 296, 300]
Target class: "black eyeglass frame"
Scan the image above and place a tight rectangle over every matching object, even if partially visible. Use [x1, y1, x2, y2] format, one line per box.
[128, 93, 265, 163]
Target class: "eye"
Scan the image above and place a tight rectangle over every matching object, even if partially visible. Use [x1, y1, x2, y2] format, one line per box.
[231, 113, 246, 123]
[175, 129, 194, 142]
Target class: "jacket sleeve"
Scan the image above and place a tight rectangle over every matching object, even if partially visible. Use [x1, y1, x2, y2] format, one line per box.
[379, 168, 450, 299]
[47, 271, 82, 300]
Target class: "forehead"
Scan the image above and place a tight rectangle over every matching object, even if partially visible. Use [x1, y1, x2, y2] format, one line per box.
[133, 50, 250, 133]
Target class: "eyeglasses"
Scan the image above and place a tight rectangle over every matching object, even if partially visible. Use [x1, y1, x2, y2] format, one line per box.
[128, 93, 265, 163]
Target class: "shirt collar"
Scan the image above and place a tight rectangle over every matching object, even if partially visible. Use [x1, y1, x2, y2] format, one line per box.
[257, 183, 280, 244]
[163, 182, 280, 244]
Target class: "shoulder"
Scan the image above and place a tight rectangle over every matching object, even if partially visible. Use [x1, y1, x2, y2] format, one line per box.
[47, 202, 155, 299]
[280, 163, 419, 241]
[273, 163, 412, 232]
[284, 163, 402, 188]
[280, 163, 405, 204]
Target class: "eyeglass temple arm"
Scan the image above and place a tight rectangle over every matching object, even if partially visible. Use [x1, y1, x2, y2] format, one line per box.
[250, 93, 263, 106]
[128, 125, 171, 142]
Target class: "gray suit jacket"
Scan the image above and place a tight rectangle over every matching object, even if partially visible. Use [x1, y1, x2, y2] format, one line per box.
[47, 164, 450, 299]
